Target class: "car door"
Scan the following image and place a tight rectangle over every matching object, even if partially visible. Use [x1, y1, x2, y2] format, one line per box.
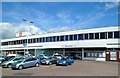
[30, 58, 37, 66]
[23, 58, 32, 67]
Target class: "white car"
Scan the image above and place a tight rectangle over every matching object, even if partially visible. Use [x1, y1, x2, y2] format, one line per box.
[52, 53, 63, 59]
[39, 54, 49, 59]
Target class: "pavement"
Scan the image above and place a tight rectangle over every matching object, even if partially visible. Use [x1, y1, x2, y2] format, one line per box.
[1, 60, 118, 76]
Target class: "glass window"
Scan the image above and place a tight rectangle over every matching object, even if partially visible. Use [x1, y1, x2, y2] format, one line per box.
[57, 36, 59, 41]
[100, 32, 107, 39]
[89, 33, 94, 39]
[1, 42, 4, 46]
[37, 38, 39, 43]
[41, 38, 43, 42]
[2, 42, 4, 45]
[37, 38, 41, 42]
[60, 36, 64, 41]
[108, 32, 113, 38]
[23, 39, 27, 43]
[84, 52, 87, 57]
[18, 40, 21, 44]
[78, 34, 83, 40]
[6, 42, 8, 45]
[91, 53, 94, 57]
[65, 35, 69, 41]
[95, 33, 99, 39]
[98, 53, 102, 57]
[20, 40, 22, 44]
[39, 38, 41, 42]
[33, 39, 36, 43]
[69, 35, 73, 40]
[74, 34, 77, 40]
[87, 53, 90, 57]
[53, 36, 56, 42]
[50, 37, 52, 42]
[95, 53, 97, 57]
[28, 39, 30, 43]
[46, 37, 49, 42]
[114, 31, 119, 38]
[43, 37, 45, 42]
[85, 34, 88, 39]
[31, 39, 33, 43]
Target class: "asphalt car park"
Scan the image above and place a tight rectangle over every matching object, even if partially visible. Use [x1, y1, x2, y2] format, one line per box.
[1, 60, 118, 76]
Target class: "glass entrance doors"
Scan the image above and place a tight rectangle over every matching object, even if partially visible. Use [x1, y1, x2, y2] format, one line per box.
[65, 51, 82, 60]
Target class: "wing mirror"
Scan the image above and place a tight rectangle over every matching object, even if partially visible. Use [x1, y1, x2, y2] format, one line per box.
[23, 61, 26, 63]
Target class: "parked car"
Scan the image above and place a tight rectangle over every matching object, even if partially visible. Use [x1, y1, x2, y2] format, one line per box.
[37, 54, 49, 63]
[11, 57, 40, 70]
[1, 56, 15, 63]
[56, 56, 74, 66]
[41, 57, 57, 65]
[1, 56, 24, 68]
[52, 53, 63, 59]
[0, 56, 5, 64]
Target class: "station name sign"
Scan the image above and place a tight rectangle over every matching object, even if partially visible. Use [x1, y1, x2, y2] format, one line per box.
[62, 45, 76, 48]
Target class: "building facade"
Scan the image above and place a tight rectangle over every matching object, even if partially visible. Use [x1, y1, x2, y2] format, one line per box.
[1, 26, 120, 62]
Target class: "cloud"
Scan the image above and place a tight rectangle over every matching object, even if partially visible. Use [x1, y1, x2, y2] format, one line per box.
[48, 26, 77, 33]
[2, 2, 117, 37]
[72, 12, 106, 29]
[0, 22, 45, 39]
[105, 2, 118, 11]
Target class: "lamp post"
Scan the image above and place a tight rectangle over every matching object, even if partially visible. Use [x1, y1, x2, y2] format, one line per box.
[22, 19, 34, 55]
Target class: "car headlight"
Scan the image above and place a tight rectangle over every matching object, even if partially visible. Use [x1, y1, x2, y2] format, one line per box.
[46, 61, 49, 63]
[63, 61, 66, 63]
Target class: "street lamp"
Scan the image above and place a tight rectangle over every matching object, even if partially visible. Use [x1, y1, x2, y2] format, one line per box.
[22, 19, 34, 55]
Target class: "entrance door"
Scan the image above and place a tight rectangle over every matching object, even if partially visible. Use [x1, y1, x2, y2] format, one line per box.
[65, 51, 82, 60]
[17, 51, 24, 56]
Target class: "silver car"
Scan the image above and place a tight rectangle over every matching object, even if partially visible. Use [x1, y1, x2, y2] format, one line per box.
[11, 57, 40, 70]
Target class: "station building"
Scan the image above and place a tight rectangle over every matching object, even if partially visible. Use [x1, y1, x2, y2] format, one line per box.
[1, 26, 120, 62]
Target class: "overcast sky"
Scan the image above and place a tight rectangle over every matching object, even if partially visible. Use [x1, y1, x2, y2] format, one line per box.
[1, 2, 118, 39]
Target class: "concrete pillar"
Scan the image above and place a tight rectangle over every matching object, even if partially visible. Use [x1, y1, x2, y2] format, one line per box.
[63, 49, 65, 55]
[35, 49, 36, 57]
[82, 48, 84, 60]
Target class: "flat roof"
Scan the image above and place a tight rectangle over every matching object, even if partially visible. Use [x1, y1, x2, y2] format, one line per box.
[1, 26, 120, 42]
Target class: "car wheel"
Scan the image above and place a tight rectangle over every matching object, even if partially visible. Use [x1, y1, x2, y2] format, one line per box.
[35, 63, 39, 67]
[69, 63, 72, 65]
[65, 63, 68, 66]
[8, 64, 12, 68]
[18, 65, 23, 70]
[49, 62, 52, 65]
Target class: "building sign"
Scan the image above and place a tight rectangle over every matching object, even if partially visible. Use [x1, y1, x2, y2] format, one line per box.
[62, 45, 76, 48]
[110, 52, 116, 60]
[16, 32, 31, 37]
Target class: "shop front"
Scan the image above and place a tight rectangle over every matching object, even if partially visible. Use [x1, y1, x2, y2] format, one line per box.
[106, 50, 120, 62]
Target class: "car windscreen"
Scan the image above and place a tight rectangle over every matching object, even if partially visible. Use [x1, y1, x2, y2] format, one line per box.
[13, 57, 23, 61]
[8, 57, 15, 61]
[15, 60, 23, 63]
[6, 56, 15, 59]
[46, 57, 52, 60]
[61, 58, 66, 60]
